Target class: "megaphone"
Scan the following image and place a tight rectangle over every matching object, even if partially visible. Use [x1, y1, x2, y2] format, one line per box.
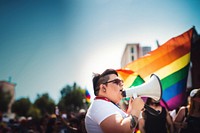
[121, 74, 162, 101]
[121, 74, 162, 116]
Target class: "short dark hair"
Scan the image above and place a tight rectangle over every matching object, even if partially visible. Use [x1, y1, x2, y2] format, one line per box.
[92, 69, 118, 96]
[146, 97, 160, 106]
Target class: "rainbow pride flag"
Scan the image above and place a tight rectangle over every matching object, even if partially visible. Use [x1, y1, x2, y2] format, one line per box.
[85, 89, 91, 103]
[116, 69, 144, 88]
[118, 27, 194, 110]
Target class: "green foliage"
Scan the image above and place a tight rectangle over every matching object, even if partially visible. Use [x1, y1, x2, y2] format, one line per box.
[12, 97, 31, 117]
[10, 82, 88, 119]
[58, 82, 86, 112]
[34, 93, 55, 116]
[60, 85, 72, 97]
[12, 93, 55, 119]
[28, 105, 41, 120]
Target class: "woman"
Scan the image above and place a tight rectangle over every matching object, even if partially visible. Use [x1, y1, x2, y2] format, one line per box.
[138, 98, 174, 133]
[174, 88, 200, 133]
[85, 69, 144, 133]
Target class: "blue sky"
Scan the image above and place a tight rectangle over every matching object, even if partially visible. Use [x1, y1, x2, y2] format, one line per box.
[0, 0, 200, 103]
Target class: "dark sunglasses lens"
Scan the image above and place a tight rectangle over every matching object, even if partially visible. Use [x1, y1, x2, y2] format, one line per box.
[113, 79, 122, 85]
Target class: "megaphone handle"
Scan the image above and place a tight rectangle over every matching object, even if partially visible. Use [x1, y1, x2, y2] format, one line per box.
[144, 104, 160, 116]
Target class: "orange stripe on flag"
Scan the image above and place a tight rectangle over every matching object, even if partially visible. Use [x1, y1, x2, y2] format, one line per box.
[125, 28, 193, 79]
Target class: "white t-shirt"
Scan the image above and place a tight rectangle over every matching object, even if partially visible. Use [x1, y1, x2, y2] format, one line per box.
[85, 99, 127, 133]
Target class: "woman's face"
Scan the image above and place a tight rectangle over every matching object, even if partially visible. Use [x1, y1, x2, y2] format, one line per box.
[104, 74, 124, 103]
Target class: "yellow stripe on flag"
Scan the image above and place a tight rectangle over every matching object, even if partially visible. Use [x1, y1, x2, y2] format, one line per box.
[143, 52, 190, 81]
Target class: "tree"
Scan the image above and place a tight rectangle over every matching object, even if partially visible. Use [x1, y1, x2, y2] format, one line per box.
[28, 105, 41, 120]
[58, 82, 85, 112]
[34, 93, 55, 116]
[12, 97, 32, 117]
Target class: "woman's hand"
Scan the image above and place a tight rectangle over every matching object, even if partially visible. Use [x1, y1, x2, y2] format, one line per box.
[128, 97, 144, 117]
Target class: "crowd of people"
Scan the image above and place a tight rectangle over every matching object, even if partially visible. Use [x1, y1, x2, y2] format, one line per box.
[0, 109, 87, 133]
[1, 68, 200, 133]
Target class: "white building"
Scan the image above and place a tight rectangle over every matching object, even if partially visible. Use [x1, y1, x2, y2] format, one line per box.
[121, 43, 151, 67]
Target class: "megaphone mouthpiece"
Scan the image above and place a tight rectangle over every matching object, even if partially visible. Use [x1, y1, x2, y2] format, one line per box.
[121, 91, 126, 97]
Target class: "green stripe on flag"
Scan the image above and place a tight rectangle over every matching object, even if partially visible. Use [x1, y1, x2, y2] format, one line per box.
[161, 64, 189, 91]
[130, 75, 145, 87]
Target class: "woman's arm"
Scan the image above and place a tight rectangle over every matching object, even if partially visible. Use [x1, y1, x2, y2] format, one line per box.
[165, 108, 174, 133]
[100, 97, 144, 133]
[138, 116, 146, 133]
[174, 106, 187, 132]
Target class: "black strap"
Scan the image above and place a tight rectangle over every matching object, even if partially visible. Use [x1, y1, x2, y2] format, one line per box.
[144, 104, 160, 116]
[185, 107, 188, 118]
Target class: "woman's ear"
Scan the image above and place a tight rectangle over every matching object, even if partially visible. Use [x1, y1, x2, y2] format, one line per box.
[100, 84, 106, 92]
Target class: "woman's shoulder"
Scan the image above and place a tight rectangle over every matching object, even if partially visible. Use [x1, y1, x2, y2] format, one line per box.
[180, 106, 188, 110]
[89, 99, 119, 111]
[175, 106, 188, 120]
[178, 106, 188, 114]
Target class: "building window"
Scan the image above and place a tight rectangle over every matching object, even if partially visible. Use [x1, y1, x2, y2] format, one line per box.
[131, 55, 134, 61]
[131, 47, 134, 53]
[142, 47, 151, 56]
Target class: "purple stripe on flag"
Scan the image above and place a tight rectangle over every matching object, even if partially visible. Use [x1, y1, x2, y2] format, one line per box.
[162, 77, 187, 101]
[163, 93, 186, 110]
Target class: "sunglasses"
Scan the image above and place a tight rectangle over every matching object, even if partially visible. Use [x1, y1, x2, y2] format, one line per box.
[103, 79, 123, 86]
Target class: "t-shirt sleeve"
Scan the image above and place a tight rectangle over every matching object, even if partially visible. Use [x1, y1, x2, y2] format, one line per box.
[91, 100, 124, 125]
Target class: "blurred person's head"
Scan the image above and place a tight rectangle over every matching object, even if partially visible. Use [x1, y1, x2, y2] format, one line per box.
[189, 88, 200, 113]
[146, 97, 160, 106]
[190, 88, 200, 100]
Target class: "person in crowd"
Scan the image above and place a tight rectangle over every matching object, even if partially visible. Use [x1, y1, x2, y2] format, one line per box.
[76, 109, 87, 133]
[174, 88, 200, 133]
[85, 69, 145, 133]
[56, 109, 87, 133]
[45, 114, 58, 133]
[138, 97, 174, 133]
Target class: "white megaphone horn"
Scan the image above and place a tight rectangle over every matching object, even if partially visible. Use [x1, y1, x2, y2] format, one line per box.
[121, 74, 162, 102]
